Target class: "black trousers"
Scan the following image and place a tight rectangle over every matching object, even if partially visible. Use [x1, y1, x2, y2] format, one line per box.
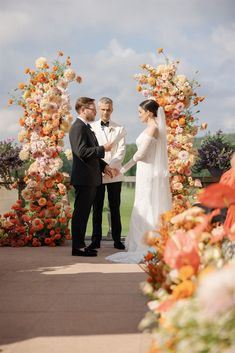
[92, 182, 122, 243]
[72, 185, 97, 249]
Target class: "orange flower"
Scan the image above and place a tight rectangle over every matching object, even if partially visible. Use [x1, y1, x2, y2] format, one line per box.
[157, 48, 164, 54]
[53, 66, 58, 71]
[36, 72, 48, 83]
[172, 280, 195, 299]
[18, 82, 25, 89]
[179, 117, 186, 126]
[170, 120, 178, 128]
[24, 68, 30, 74]
[50, 73, 57, 80]
[45, 180, 55, 188]
[198, 183, 235, 208]
[19, 117, 25, 126]
[8, 99, 13, 105]
[178, 265, 195, 280]
[136, 85, 142, 92]
[58, 51, 64, 56]
[38, 198, 47, 206]
[144, 252, 154, 261]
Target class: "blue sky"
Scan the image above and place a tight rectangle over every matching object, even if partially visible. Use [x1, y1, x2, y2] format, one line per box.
[0, 0, 235, 144]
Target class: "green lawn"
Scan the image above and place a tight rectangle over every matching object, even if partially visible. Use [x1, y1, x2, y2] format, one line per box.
[69, 185, 135, 238]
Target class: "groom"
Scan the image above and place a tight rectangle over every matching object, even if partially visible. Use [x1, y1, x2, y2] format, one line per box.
[69, 97, 115, 257]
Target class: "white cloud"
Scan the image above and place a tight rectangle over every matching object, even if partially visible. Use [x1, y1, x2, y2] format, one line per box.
[0, 10, 30, 47]
[0, 0, 235, 144]
[0, 107, 21, 139]
[222, 113, 235, 131]
[212, 23, 235, 58]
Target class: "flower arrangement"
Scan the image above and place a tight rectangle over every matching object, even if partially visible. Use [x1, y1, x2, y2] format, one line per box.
[134, 48, 206, 210]
[0, 139, 25, 189]
[139, 180, 235, 352]
[150, 265, 235, 353]
[0, 52, 81, 247]
[193, 130, 234, 177]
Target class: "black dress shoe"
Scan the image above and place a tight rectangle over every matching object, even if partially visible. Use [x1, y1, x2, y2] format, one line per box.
[114, 241, 125, 250]
[87, 241, 101, 250]
[72, 247, 97, 257]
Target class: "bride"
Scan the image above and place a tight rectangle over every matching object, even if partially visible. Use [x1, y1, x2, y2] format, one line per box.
[106, 99, 172, 263]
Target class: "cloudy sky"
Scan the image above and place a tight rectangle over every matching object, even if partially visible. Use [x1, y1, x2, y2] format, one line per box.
[0, 0, 235, 144]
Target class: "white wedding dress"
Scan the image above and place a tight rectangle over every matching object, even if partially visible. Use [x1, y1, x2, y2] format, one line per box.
[106, 109, 172, 263]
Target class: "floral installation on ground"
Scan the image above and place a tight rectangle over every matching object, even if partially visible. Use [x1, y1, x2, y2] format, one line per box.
[0, 52, 81, 247]
[139, 167, 235, 351]
[134, 48, 206, 211]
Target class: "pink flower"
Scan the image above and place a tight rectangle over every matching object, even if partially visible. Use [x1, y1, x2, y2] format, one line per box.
[142, 90, 149, 97]
[164, 230, 200, 272]
[175, 102, 185, 111]
[172, 110, 180, 119]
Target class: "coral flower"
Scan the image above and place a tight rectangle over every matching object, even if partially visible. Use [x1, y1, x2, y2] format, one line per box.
[198, 183, 235, 208]
[164, 230, 200, 272]
[38, 198, 47, 206]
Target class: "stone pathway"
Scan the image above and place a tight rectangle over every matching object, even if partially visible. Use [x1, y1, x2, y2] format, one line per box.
[0, 242, 151, 353]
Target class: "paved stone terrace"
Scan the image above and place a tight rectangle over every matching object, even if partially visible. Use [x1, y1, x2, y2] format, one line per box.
[0, 242, 151, 353]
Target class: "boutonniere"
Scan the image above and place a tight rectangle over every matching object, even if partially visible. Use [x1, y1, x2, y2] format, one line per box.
[109, 127, 114, 132]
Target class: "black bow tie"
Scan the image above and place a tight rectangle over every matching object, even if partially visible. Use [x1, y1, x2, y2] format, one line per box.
[101, 121, 109, 127]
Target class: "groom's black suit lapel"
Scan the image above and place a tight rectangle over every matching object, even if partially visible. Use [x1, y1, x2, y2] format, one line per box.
[87, 123, 99, 146]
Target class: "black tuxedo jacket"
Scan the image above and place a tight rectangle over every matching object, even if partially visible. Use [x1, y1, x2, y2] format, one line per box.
[69, 118, 107, 186]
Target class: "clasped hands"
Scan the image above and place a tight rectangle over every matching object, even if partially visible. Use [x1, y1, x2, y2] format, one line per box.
[104, 165, 119, 178]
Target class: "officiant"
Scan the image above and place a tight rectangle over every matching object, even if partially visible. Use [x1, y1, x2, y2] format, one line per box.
[87, 97, 126, 250]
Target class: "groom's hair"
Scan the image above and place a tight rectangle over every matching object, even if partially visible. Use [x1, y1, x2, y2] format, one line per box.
[75, 97, 95, 113]
[140, 99, 159, 117]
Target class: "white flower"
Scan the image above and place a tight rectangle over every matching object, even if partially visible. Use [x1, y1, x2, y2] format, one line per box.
[194, 179, 202, 187]
[19, 150, 30, 161]
[140, 281, 153, 295]
[35, 57, 47, 69]
[176, 74, 187, 83]
[147, 300, 160, 311]
[64, 149, 72, 160]
[198, 265, 235, 319]
[171, 206, 203, 224]
[178, 150, 189, 161]
[64, 69, 76, 81]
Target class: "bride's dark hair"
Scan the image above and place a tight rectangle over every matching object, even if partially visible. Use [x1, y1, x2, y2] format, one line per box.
[139, 99, 159, 117]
